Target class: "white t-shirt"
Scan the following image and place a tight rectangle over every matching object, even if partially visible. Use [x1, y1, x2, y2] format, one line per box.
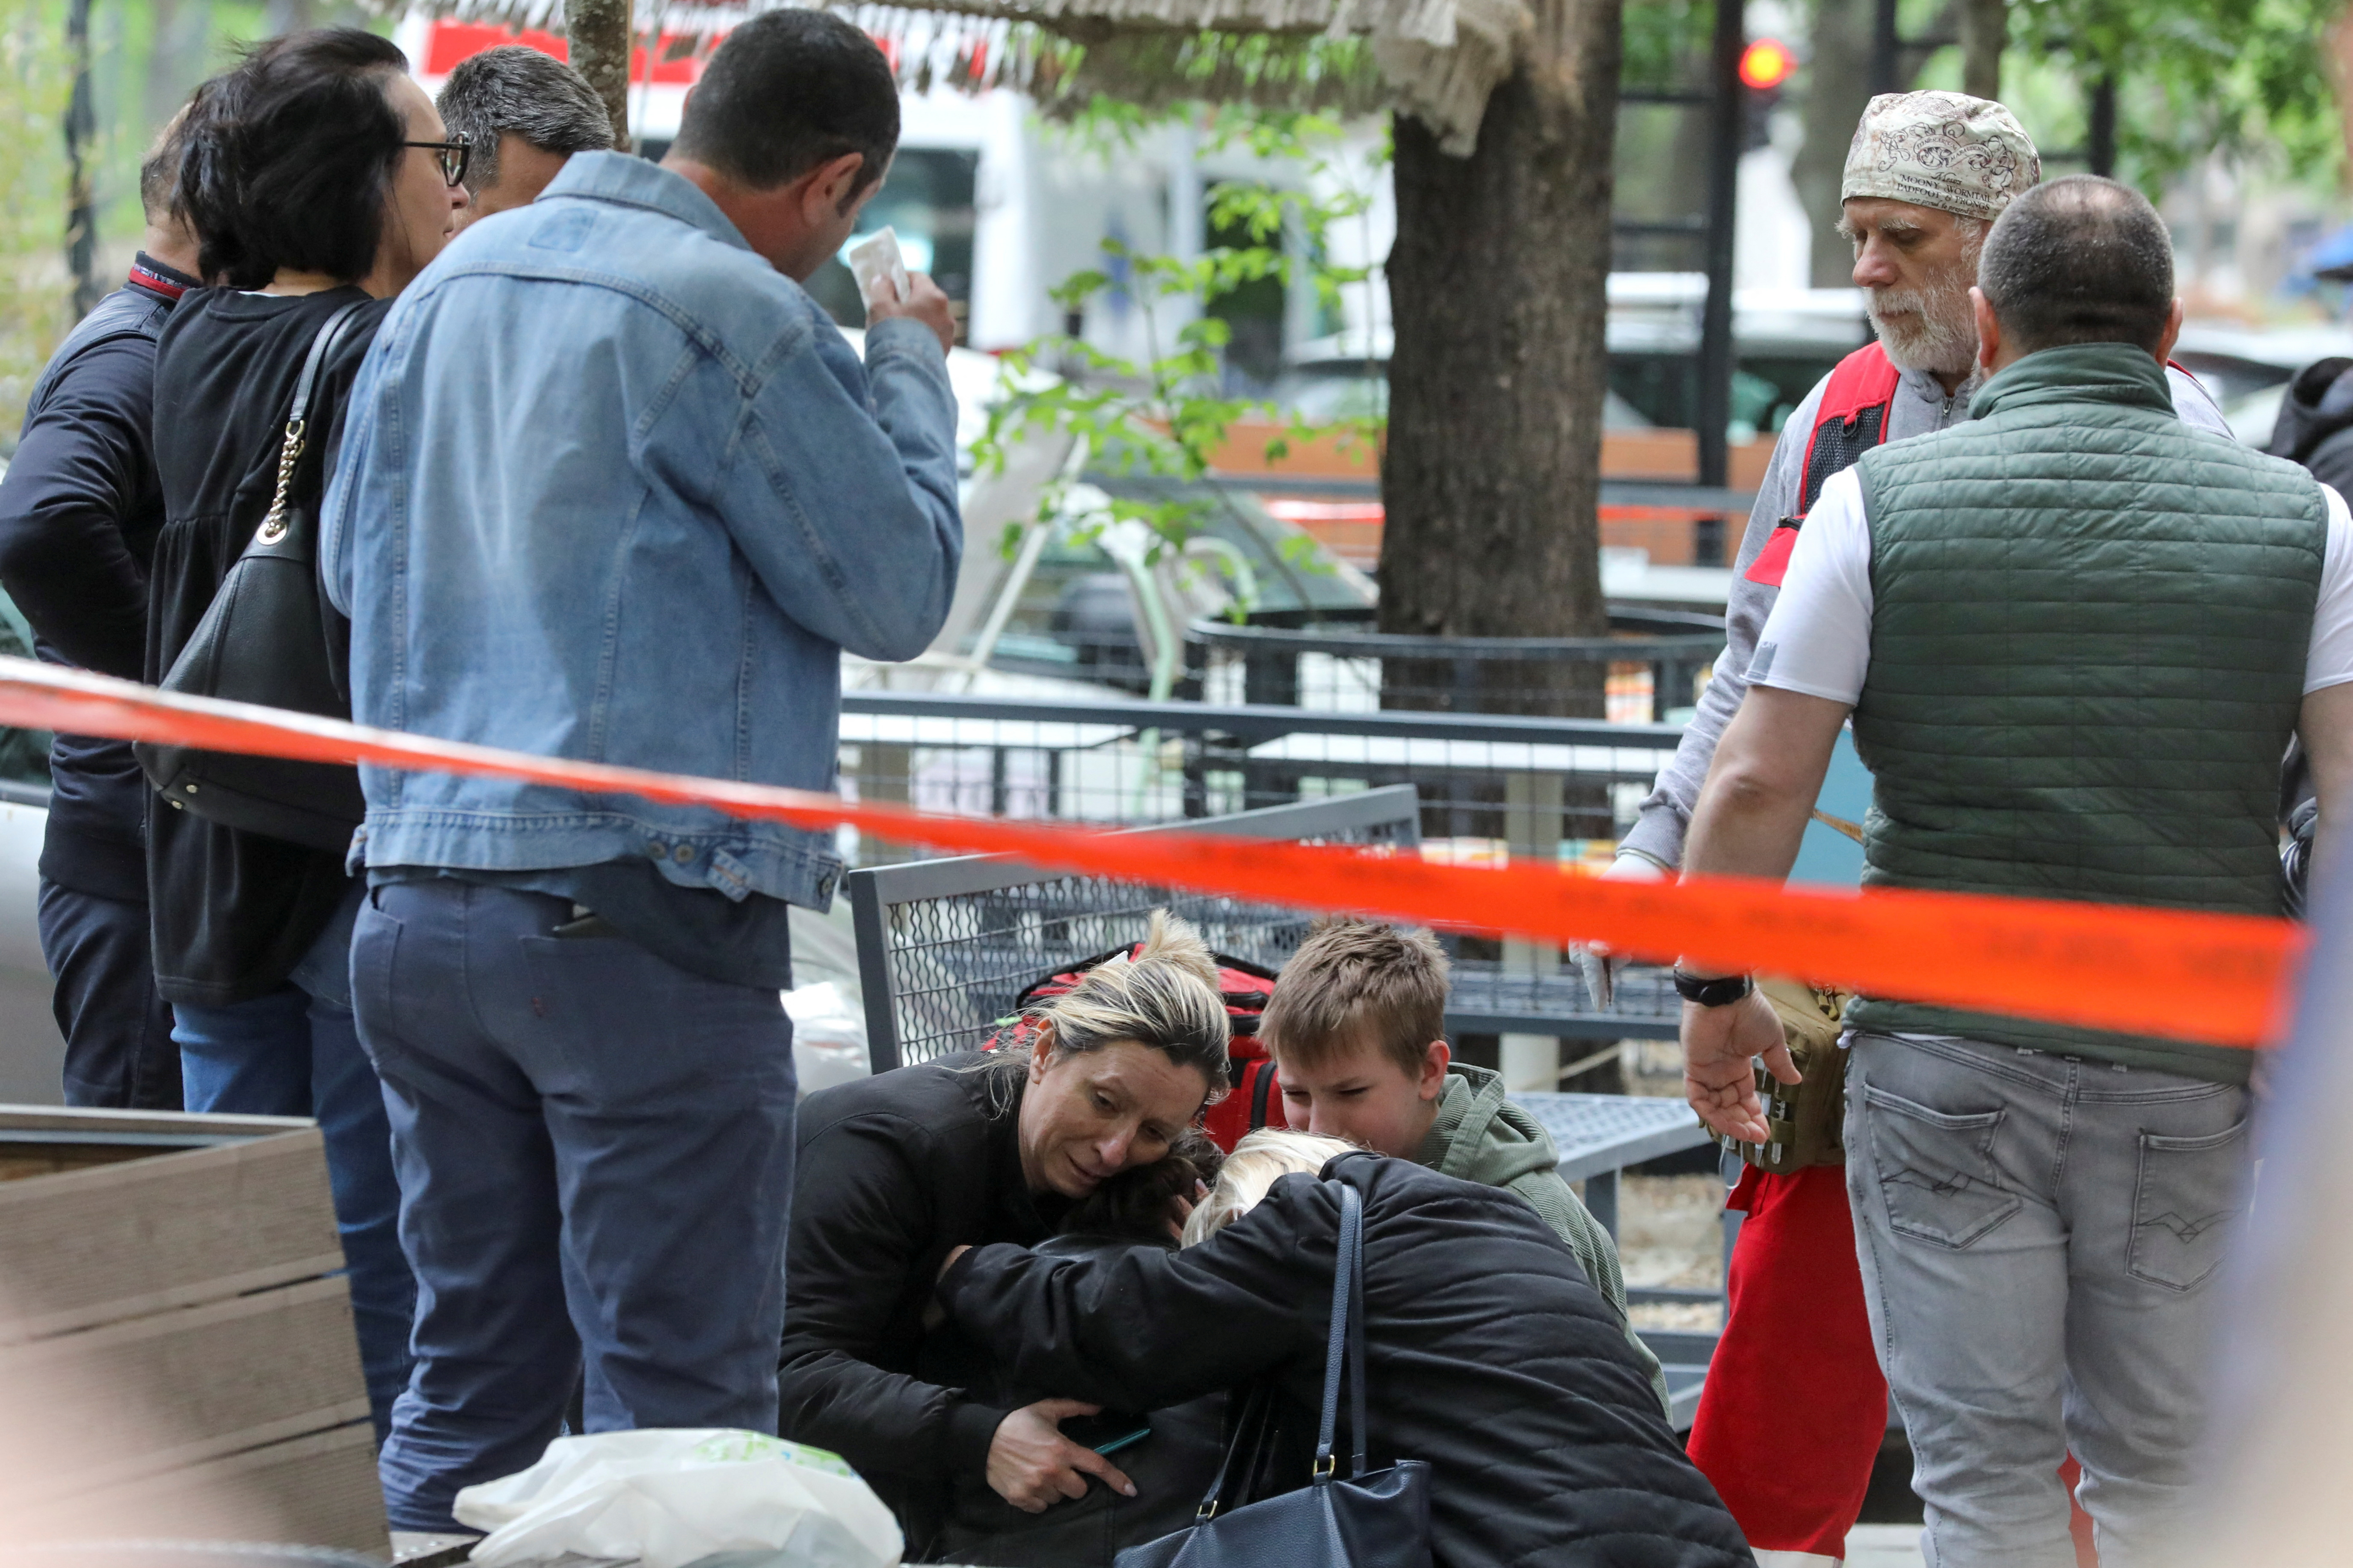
[1747, 466, 2353, 703]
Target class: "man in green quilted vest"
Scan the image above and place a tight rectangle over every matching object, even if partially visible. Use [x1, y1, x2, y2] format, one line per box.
[1669, 175, 2353, 1567]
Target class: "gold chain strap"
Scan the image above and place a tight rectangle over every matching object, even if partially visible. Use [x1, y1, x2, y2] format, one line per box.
[253, 417, 308, 546]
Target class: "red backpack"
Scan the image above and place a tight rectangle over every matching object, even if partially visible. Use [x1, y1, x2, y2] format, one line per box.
[983, 947, 1283, 1152]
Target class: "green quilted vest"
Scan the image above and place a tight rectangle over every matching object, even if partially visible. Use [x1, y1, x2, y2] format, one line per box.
[1842, 343, 2324, 1084]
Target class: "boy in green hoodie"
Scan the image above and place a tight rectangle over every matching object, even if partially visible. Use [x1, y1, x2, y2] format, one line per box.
[1262, 917, 1669, 1409]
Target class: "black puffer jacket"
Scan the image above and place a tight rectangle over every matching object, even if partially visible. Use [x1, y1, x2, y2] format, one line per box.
[928, 1233, 1229, 1567]
[942, 1155, 1750, 1567]
[778, 1053, 1068, 1550]
[2269, 356, 2353, 495]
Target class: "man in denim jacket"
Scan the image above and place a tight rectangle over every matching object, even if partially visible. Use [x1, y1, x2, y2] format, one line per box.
[323, 12, 960, 1531]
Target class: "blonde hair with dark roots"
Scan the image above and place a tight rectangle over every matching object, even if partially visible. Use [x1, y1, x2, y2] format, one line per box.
[976, 911, 1233, 1104]
[1260, 915, 1450, 1080]
[1181, 1129, 1359, 1246]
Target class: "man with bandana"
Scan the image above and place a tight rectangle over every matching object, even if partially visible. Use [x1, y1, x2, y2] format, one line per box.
[1594, 94, 2228, 1567]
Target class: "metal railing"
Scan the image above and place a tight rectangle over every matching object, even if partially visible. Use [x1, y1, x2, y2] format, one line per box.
[836, 689, 1689, 1044]
[1180, 609, 1726, 723]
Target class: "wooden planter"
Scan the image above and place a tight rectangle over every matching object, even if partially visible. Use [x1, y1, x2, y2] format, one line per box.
[0, 1106, 387, 1551]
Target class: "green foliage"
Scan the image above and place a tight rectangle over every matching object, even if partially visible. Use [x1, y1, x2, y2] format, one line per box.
[972, 103, 1384, 593]
[1621, 0, 1711, 92]
[2009, 0, 2342, 188]
[0, 0, 74, 444]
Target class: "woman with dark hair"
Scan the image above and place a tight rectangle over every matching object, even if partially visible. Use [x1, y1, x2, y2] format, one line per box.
[778, 911, 1233, 1558]
[148, 27, 464, 1437]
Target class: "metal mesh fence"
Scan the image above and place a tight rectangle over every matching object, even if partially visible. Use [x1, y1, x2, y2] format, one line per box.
[839, 699, 1697, 1071]
[860, 805, 1420, 1069]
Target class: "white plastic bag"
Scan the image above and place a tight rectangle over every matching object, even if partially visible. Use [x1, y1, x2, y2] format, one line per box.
[453, 1429, 902, 1568]
[786, 981, 871, 1095]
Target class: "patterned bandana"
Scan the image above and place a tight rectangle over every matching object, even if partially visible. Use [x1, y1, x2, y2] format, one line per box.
[1842, 91, 2041, 221]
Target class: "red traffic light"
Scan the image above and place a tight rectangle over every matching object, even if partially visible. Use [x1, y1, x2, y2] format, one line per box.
[1740, 37, 1796, 90]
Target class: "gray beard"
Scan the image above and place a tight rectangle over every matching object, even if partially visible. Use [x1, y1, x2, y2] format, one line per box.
[1865, 284, 1979, 379]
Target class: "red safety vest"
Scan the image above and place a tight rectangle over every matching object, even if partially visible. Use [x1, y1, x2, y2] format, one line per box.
[1743, 343, 1901, 589]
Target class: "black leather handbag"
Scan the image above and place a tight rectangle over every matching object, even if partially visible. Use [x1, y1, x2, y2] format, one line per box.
[136, 302, 368, 852]
[1114, 1176, 1433, 1568]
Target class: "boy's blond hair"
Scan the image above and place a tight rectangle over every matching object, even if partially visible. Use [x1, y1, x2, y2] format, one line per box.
[1260, 916, 1450, 1080]
[1181, 1129, 1360, 1246]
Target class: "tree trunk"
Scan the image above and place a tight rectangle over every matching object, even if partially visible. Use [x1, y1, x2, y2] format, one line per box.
[64, 0, 96, 317]
[1958, 0, 2004, 100]
[1794, 0, 1876, 287]
[1377, 0, 1622, 719]
[565, 0, 634, 149]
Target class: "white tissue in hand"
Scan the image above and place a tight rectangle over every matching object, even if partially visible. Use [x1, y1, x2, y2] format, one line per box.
[454, 1428, 903, 1568]
[847, 228, 911, 308]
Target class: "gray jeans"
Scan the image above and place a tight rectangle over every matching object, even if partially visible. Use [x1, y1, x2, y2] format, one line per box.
[1844, 1033, 2250, 1568]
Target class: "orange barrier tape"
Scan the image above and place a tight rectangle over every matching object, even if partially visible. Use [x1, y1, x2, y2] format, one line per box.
[0, 658, 2303, 1048]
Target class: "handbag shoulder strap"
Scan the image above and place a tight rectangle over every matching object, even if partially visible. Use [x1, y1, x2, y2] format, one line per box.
[1313, 1177, 1365, 1484]
[1192, 1380, 1274, 1522]
[290, 299, 369, 428]
[256, 300, 368, 546]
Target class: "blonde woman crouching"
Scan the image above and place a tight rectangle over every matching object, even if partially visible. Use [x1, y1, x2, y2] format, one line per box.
[777, 911, 1230, 1556]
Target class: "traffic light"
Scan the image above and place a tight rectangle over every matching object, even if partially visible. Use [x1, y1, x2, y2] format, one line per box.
[1739, 37, 1795, 149]
[1739, 37, 1796, 90]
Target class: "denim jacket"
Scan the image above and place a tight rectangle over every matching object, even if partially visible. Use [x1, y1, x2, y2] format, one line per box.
[324, 152, 960, 908]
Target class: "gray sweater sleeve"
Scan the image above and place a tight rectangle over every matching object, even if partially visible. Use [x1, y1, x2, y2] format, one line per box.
[1616, 377, 1825, 871]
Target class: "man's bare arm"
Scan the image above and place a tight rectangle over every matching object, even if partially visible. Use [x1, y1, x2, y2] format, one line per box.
[1682, 686, 1854, 886]
[1677, 686, 1853, 1141]
[2298, 683, 2353, 902]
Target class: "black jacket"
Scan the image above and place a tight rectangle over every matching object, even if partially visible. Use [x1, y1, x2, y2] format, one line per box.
[926, 1232, 1229, 1567]
[0, 256, 195, 901]
[942, 1155, 1750, 1568]
[2269, 356, 2353, 496]
[778, 1053, 1073, 1548]
[146, 286, 387, 1003]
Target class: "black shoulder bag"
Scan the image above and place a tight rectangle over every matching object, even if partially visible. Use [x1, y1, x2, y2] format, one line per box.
[137, 302, 368, 852]
[1114, 1176, 1432, 1568]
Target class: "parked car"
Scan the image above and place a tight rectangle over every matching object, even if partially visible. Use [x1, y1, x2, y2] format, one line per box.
[0, 574, 65, 1104]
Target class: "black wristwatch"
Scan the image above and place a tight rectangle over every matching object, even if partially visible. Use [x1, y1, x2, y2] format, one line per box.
[1672, 969, 1755, 1007]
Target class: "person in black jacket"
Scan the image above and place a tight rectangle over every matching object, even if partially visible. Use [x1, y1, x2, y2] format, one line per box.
[925, 1131, 1230, 1567]
[2269, 356, 2353, 497]
[0, 127, 199, 1109]
[148, 28, 462, 1438]
[779, 912, 1232, 1556]
[938, 1131, 1753, 1568]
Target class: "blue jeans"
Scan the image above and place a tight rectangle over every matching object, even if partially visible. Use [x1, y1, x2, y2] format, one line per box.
[172, 887, 415, 1440]
[1846, 1034, 2250, 1568]
[352, 879, 797, 1532]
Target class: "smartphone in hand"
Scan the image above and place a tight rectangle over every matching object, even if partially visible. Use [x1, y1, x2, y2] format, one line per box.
[1061, 1409, 1153, 1456]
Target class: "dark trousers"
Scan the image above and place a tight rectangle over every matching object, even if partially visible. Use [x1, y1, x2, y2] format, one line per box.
[37, 878, 181, 1109]
[353, 880, 797, 1532]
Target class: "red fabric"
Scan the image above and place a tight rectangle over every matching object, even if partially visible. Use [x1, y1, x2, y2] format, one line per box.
[985, 947, 1281, 1153]
[1686, 1165, 1888, 1558]
[1796, 343, 1903, 503]
[1744, 525, 1802, 589]
[1743, 343, 1900, 589]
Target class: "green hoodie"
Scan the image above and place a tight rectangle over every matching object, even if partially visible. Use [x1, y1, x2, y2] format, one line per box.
[1415, 1063, 1671, 1413]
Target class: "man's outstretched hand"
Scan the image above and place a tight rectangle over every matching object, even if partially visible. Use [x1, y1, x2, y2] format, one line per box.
[867, 272, 957, 356]
[987, 1399, 1138, 1513]
[1681, 987, 1798, 1144]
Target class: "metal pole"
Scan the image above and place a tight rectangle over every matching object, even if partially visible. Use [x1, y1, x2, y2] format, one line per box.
[1696, 0, 1743, 491]
[1869, 0, 1900, 95]
[2087, 71, 2118, 177]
